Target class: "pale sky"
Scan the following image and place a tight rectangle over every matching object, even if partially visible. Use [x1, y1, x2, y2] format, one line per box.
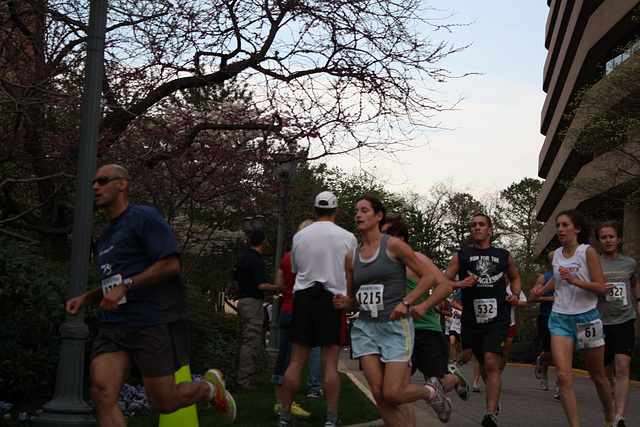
[326, 1, 550, 198]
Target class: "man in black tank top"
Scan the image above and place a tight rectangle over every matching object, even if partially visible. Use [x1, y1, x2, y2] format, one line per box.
[444, 213, 522, 427]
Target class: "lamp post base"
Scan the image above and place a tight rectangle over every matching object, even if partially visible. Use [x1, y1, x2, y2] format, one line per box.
[33, 402, 96, 427]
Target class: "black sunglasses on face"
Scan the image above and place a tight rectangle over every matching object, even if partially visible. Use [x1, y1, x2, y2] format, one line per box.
[93, 176, 123, 186]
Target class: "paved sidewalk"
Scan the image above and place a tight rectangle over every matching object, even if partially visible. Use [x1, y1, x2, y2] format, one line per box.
[338, 346, 640, 426]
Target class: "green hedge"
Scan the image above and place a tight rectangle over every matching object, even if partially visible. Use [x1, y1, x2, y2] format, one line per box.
[0, 238, 70, 402]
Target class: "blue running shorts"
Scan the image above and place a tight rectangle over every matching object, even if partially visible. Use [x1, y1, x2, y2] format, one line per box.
[549, 309, 605, 350]
[350, 317, 414, 363]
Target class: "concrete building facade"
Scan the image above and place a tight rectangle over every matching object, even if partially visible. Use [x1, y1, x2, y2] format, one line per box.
[535, 0, 640, 262]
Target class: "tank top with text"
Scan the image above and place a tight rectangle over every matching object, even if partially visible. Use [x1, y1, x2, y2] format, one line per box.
[552, 244, 597, 315]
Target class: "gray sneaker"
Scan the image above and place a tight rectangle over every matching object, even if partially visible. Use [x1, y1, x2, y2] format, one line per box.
[425, 377, 452, 423]
[456, 352, 467, 367]
[323, 419, 342, 427]
[540, 377, 549, 390]
[535, 356, 543, 380]
[481, 411, 498, 427]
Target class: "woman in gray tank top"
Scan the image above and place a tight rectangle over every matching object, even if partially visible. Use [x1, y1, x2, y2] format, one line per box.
[333, 195, 453, 426]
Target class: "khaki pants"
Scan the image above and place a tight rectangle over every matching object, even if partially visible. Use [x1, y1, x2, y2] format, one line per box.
[236, 297, 265, 387]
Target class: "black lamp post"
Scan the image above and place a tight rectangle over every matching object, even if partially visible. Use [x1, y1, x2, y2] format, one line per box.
[268, 152, 297, 354]
[34, 1, 107, 425]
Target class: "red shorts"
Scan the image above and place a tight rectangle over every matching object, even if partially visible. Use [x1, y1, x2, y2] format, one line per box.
[507, 324, 516, 340]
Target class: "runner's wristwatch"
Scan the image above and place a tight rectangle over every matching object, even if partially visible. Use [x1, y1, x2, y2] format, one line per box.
[401, 299, 411, 307]
[123, 278, 134, 292]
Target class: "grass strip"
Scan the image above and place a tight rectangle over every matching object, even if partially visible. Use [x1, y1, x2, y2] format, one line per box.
[129, 369, 379, 426]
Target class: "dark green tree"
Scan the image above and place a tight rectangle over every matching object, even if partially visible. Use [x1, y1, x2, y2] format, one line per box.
[327, 168, 409, 235]
[403, 189, 450, 269]
[498, 177, 546, 290]
[442, 192, 485, 254]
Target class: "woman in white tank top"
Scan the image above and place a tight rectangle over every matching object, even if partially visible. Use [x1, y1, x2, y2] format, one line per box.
[532, 209, 613, 426]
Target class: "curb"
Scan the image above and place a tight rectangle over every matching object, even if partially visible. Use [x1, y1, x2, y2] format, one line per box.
[509, 363, 640, 387]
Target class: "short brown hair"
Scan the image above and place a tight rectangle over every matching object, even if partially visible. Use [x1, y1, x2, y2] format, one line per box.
[471, 213, 492, 228]
[594, 220, 623, 240]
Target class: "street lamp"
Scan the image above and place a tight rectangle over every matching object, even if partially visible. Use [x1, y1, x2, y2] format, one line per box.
[242, 215, 265, 233]
[35, 1, 107, 425]
[268, 152, 297, 355]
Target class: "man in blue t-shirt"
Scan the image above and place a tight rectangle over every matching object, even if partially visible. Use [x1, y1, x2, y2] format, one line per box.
[444, 213, 522, 427]
[66, 165, 236, 425]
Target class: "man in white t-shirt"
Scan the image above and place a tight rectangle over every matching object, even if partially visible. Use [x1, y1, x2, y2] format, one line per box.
[278, 191, 357, 427]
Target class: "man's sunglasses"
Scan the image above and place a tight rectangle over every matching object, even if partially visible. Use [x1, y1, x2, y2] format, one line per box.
[93, 176, 124, 186]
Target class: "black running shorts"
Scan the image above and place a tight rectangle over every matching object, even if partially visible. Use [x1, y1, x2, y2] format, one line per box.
[461, 320, 510, 364]
[603, 319, 636, 365]
[290, 285, 344, 347]
[538, 314, 551, 352]
[91, 319, 189, 378]
[411, 329, 449, 378]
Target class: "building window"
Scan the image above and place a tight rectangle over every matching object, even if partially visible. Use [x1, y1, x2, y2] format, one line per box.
[606, 40, 640, 74]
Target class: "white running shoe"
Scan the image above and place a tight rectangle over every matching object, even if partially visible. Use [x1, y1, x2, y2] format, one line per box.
[425, 377, 452, 423]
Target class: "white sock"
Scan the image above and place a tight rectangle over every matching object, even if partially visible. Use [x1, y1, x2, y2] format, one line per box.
[425, 383, 436, 402]
[205, 380, 215, 401]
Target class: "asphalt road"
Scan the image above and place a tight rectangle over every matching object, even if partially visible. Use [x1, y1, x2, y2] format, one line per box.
[338, 347, 640, 426]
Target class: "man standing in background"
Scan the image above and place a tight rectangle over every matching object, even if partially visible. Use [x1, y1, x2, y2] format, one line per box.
[234, 229, 277, 389]
[278, 191, 357, 427]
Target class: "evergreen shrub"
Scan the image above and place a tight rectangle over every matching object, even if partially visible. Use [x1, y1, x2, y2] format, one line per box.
[0, 238, 68, 402]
